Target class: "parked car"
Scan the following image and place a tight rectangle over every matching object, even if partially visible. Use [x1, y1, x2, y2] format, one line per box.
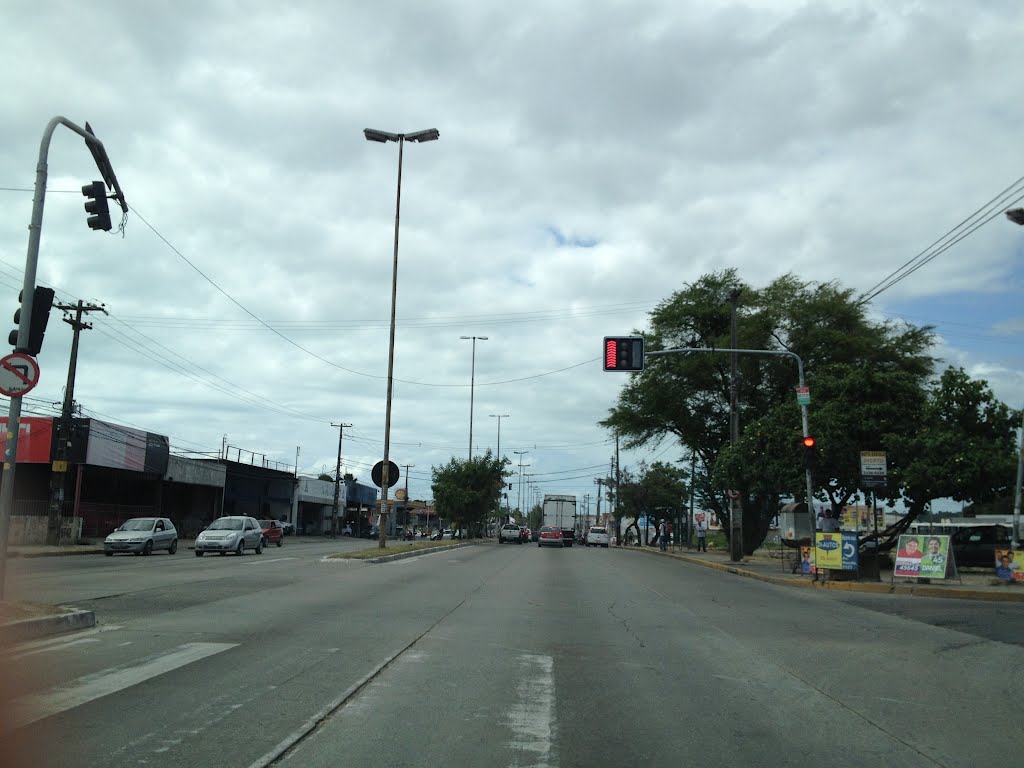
[259, 519, 284, 547]
[537, 525, 564, 548]
[951, 525, 1012, 567]
[499, 523, 522, 544]
[341, 524, 354, 536]
[519, 526, 530, 543]
[104, 517, 178, 556]
[195, 516, 265, 556]
[278, 518, 295, 535]
[586, 526, 610, 548]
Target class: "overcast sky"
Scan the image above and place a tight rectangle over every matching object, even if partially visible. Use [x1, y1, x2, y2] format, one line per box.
[2, 0, 1023, 514]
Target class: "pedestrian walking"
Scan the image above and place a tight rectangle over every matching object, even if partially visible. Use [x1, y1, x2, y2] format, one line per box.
[659, 519, 668, 551]
[695, 515, 708, 552]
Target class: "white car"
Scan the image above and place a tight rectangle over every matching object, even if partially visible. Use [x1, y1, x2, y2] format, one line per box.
[586, 526, 610, 548]
[498, 523, 522, 544]
[104, 517, 178, 556]
[195, 516, 265, 556]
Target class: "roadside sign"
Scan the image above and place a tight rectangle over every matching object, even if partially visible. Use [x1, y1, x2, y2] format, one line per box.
[371, 460, 400, 489]
[0, 352, 40, 397]
[860, 451, 887, 487]
[795, 386, 810, 406]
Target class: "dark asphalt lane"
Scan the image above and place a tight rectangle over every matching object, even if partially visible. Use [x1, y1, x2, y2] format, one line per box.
[1, 542, 1020, 768]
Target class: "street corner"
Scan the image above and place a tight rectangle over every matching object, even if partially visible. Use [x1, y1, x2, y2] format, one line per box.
[0, 605, 96, 645]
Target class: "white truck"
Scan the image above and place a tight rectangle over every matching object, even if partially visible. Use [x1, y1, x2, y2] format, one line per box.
[542, 494, 577, 547]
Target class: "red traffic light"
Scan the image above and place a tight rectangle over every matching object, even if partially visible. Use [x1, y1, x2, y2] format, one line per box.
[603, 336, 644, 372]
[802, 436, 816, 448]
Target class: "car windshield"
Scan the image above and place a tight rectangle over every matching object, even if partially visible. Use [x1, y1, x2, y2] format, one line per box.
[207, 518, 243, 531]
[119, 519, 155, 531]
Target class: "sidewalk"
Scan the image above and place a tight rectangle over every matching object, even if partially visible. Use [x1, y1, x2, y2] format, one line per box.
[625, 544, 1024, 602]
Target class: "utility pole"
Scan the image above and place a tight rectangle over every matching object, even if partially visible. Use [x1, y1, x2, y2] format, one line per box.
[594, 479, 603, 529]
[614, 433, 621, 544]
[401, 463, 414, 533]
[688, 449, 697, 549]
[514, 450, 528, 513]
[728, 286, 743, 562]
[330, 422, 351, 537]
[46, 300, 106, 545]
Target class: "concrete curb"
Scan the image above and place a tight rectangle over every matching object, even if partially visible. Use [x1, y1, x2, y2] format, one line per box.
[0, 608, 96, 643]
[9, 548, 105, 558]
[362, 541, 478, 564]
[626, 547, 1024, 603]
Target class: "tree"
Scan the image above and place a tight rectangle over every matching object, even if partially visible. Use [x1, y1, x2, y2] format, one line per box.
[603, 270, 937, 554]
[431, 451, 509, 538]
[887, 367, 1018, 528]
[612, 461, 689, 545]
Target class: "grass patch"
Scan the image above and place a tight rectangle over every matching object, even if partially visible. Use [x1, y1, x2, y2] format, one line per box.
[0, 601, 68, 623]
[327, 540, 467, 560]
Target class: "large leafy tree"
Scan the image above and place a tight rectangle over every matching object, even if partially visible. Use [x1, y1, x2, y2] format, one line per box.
[888, 366, 1018, 523]
[603, 270, 937, 554]
[613, 461, 689, 544]
[431, 451, 508, 537]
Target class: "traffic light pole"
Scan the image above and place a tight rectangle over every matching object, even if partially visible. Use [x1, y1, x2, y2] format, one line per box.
[0, 116, 125, 598]
[646, 346, 815, 557]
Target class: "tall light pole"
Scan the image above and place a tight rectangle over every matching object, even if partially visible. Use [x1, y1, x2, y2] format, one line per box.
[490, 414, 509, 459]
[514, 450, 529, 512]
[1006, 208, 1024, 548]
[460, 335, 488, 460]
[364, 127, 439, 549]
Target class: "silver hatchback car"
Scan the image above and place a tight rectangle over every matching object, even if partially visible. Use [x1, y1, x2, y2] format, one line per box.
[195, 516, 266, 556]
[104, 517, 178, 556]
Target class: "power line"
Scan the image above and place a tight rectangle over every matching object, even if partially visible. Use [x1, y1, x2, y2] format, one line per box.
[858, 176, 1024, 305]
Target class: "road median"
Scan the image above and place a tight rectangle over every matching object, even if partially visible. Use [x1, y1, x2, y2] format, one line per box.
[623, 545, 1024, 602]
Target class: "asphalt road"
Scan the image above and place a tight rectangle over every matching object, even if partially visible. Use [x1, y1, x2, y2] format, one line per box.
[1, 541, 1021, 768]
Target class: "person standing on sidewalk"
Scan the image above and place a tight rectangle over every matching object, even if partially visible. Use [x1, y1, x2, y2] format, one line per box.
[695, 515, 708, 552]
[659, 519, 668, 551]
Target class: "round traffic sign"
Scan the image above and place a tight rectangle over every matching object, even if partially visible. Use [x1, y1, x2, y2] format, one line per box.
[0, 353, 40, 397]
[371, 460, 400, 489]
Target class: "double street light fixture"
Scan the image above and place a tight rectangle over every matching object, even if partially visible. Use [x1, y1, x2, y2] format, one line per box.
[364, 126, 439, 548]
[490, 413, 509, 459]
[460, 335, 488, 459]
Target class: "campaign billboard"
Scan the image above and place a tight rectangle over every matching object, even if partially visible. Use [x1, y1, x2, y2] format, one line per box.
[893, 534, 953, 579]
[814, 532, 858, 571]
[995, 549, 1023, 583]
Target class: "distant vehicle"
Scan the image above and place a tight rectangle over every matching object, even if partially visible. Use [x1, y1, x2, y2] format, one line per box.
[341, 524, 354, 536]
[104, 517, 178, 556]
[499, 523, 522, 544]
[519, 526, 530, 543]
[543, 494, 577, 547]
[951, 525, 1012, 567]
[195, 516, 265, 556]
[258, 519, 284, 547]
[537, 525, 564, 548]
[278, 518, 295, 535]
[586, 526, 610, 548]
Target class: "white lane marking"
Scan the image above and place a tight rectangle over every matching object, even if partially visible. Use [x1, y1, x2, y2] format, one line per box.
[4, 624, 123, 655]
[243, 557, 296, 565]
[8, 637, 99, 659]
[9, 641, 238, 729]
[505, 654, 555, 767]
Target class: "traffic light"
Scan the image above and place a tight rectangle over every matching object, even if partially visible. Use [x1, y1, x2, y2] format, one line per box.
[603, 336, 645, 372]
[801, 436, 817, 471]
[82, 180, 112, 231]
[9, 286, 55, 355]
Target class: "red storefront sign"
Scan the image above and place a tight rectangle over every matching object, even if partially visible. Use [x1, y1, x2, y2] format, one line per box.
[0, 416, 55, 463]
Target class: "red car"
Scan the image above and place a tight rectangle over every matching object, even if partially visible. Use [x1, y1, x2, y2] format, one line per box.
[537, 525, 563, 548]
[258, 519, 284, 547]
[519, 526, 530, 543]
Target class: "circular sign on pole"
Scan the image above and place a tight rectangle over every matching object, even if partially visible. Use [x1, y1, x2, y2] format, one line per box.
[0, 353, 40, 397]
[395, 488, 407, 501]
[371, 460, 400, 489]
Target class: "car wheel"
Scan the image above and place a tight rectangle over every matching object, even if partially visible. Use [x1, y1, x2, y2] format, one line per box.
[255, 538, 264, 555]
[195, 550, 204, 557]
[143, 540, 153, 556]
[276, 538, 282, 547]
[104, 551, 113, 557]
[236, 540, 244, 556]
[168, 539, 178, 555]
[219, 551, 226, 556]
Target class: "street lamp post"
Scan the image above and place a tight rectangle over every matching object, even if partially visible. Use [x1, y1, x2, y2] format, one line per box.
[489, 414, 509, 459]
[460, 336, 488, 460]
[364, 127, 439, 549]
[1006, 209, 1024, 548]
[514, 450, 529, 513]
